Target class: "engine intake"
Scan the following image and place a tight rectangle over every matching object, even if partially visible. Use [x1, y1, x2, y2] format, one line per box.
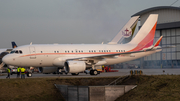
[64, 61, 86, 73]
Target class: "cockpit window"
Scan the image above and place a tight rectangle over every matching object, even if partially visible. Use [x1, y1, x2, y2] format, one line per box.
[10, 50, 15, 54]
[19, 50, 22, 54]
[15, 50, 18, 53]
[10, 50, 23, 54]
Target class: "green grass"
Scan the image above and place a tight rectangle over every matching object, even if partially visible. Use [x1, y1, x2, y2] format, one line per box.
[0, 77, 118, 101]
[1, 75, 180, 101]
[116, 75, 180, 101]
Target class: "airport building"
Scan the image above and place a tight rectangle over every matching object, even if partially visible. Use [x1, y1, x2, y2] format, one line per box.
[118, 6, 180, 69]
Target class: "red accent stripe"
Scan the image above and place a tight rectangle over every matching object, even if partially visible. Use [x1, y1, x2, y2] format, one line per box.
[154, 36, 163, 47]
[128, 22, 157, 52]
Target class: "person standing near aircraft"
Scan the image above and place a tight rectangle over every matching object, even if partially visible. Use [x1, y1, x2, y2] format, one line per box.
[17, 67, 21, 78]
[21, 67, 26, 79]
[6, 67, 10, 79]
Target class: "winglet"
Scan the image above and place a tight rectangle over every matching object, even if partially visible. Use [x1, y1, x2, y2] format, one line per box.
[154, 36, 163, 47]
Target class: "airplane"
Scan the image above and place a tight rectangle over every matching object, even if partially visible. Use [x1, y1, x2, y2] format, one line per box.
[0, 42, 17, 53]
[2, 14, 170, 75]
[0, 42, 18, 72]
[0, 41, 18, 63]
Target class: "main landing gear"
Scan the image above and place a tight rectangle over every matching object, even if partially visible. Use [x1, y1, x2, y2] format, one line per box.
[90, 69, 98, 75]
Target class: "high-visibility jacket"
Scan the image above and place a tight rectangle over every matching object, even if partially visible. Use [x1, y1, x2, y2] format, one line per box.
[7, 68, 10, 73]
[17, 67, 21, 72]
[21, 68, 26, 74]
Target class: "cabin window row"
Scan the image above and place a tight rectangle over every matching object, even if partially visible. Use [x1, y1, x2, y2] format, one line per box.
[116, 50, 125, 52]
[41, 50, 126, 53]
[65, 50, 84, 53]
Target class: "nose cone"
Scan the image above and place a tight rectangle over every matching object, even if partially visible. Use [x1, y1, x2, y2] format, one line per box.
[2, 55, 11, 65]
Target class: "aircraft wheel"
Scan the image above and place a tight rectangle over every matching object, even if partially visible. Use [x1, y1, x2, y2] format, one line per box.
[28, 73, 32, 77]
[93, 70, 98, 75]
[27, 72, 32, 77]
[90, 70, 98, 75]
[90, 70, 94, 75]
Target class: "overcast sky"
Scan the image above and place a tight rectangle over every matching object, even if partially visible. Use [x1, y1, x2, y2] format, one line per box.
[0, 0, 180, 48]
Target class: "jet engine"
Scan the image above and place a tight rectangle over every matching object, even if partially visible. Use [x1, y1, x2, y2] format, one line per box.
[64, 61, 86, 73]
[39, 67, 58, 73]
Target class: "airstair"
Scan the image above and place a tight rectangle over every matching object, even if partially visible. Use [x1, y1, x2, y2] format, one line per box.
[0, 62, 5, 69]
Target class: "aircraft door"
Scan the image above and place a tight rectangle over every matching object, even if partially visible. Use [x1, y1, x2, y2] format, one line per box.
[29, 46, 36, 59]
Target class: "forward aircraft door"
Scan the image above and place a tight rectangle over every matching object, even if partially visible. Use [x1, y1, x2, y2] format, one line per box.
[29, 46, 36, 59]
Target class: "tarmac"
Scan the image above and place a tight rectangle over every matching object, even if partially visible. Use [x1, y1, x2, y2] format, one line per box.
[0, 69, 180, 79]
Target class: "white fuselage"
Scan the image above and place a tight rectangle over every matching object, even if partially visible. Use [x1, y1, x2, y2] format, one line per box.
[2, 43, 161, 67]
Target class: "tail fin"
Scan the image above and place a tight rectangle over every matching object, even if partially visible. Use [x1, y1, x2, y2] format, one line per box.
[11, 41, 18, 48]
[108, 16, 139, 44]
[129, 14, 158, 51]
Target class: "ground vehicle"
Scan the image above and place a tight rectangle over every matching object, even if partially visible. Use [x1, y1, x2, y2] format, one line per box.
[11, 67, 17, 75]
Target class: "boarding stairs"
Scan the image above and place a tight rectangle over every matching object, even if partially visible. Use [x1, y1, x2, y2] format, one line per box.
[0, 62, 5, 69]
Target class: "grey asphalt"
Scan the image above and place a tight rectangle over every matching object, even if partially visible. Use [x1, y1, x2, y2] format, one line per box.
[0, 69, 180, 79]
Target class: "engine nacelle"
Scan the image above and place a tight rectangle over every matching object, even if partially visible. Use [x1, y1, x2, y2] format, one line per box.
[53, 58, 66, 67]
[39, 67, 58, 73]
[64, 61, 86, 73]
